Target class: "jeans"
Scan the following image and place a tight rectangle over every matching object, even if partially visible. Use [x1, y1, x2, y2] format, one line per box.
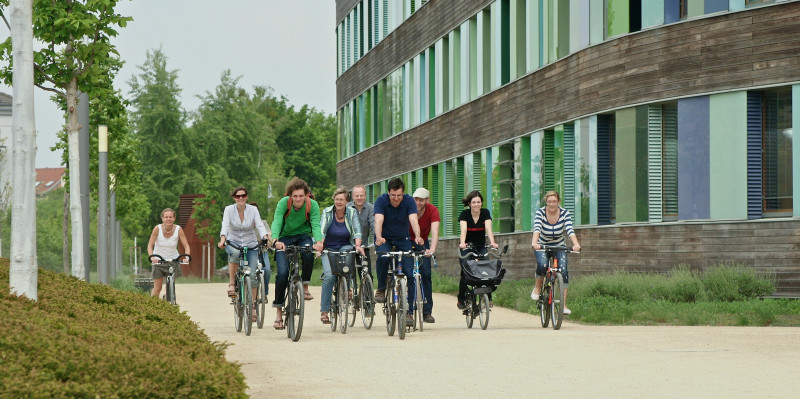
[320, 245, 355, 313]
[535, 248, 569, 286]
[376, 237, 413, 291]
[272, 234, 314, 307]
[225, 245, 259, 288]
[408, 240, 433, 315]
[259, 250, 272, 295]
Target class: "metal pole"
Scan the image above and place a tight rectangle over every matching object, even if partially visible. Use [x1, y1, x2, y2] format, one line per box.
[116, 220, 122, 275]
[97, 125, 108, 284]
[109, 188, 116, 281]
[78, 92, 91, 282]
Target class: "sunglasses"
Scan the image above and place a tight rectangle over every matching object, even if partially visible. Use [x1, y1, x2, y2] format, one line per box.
[233, 193, 247, 199]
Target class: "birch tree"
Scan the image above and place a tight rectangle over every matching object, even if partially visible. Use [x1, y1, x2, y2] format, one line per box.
[6, 0, 36, 299]
[0, 0, 132, 279]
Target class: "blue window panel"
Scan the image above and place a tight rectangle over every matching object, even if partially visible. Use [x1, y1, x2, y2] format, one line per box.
[705, 0, 728, 13]
[597, 114, 613, 225]
[747, 91, 763, 220]
[664, 0, 681, 23]
[678, 96, 710, 220]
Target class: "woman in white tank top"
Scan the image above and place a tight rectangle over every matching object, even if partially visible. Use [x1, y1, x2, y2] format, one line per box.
[147, 208, 190, 298]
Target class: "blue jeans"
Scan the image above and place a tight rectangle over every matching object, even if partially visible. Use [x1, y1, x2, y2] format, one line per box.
[225, 245, 259, 288]
[320, 245, 355, 313]
[408, 240, 433, 315]
[376, 237, 413, 291]
[272, 234, 314, 307]
[535, 248, 569, 286]
[259, 250, 272, 295]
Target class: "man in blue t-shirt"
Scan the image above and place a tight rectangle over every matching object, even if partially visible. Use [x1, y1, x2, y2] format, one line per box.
[373, 177, 424, 304]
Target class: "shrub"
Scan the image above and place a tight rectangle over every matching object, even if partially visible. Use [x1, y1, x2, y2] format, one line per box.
[702, 262, 775, 302]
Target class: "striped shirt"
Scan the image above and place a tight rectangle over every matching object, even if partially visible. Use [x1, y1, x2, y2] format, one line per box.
[533, 207, 575, 246]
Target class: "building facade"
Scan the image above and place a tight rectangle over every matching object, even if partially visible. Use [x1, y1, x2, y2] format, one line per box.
[335, 0, 800, 296]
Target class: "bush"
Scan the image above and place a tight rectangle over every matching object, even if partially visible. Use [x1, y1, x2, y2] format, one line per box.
[703, 262, 775, 302]
[0, 259, 247, 398]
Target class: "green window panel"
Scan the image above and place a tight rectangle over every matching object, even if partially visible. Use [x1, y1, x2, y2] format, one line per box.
[428, 46, 436, 121]
[438, 39, 448, 115]
[614, 107, 649, 222]
[543, 129, 555, 199]
[642, 0, 665, 28]
[663, 103, 679, 220]
[493, 143, 516, 233]
[589, 0, 604, 44]
[687, 0, 704, 17]
[647, 104, 664, 223]
[450, 29, 461, 110]
[435, 163, 445, 237]
[357, 94, 364, 153]
[510, 0, 526, 80]
[709, 91, 748, 220]
[430, 164, 441, 214]
[795, 84, 800, 217]
[337, 109, 343, 161]
[473, 150, 485, 195]
[557, 0, 570, 59]
[468, 17, 478, 101]
[762, 87, 793, 214]
[606, 0, 630, 38]
[500, 0, 511, 86]
[576, 119, 594, 225]
[527, 0, 541, 71]
[563, 123, 576, 218]
[443, 161, 455, 236]
[554, 125, 564, 195]
[354, 5, 360, 63]
[520, 136, 533, 230]
[456, 157, 466, 232]
[479, 8, 492, 96]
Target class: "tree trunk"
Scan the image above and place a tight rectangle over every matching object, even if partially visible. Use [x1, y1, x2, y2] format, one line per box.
[66, 77, 86, 279]
[63, 185, 69, 274]
[9, 0, 37, 300]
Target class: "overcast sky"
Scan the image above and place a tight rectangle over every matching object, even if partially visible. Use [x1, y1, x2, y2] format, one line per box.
[0, 0, 336, 168]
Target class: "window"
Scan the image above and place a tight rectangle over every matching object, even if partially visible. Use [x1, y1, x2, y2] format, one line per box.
[762, 87, 793, 214]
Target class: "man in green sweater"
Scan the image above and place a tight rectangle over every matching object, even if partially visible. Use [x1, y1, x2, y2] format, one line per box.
[270, 177, 323, 330]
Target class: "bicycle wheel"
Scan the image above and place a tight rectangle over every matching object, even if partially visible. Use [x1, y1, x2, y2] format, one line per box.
[234, 281, 243, 332]
[385, 276, 396, 336]
[166, 275, 176, 305]
[479, 293, 490, 330]
[465, 289, 474, 329]
[397, 278, 407, 340]
[243, 275, 254, 336]
[256, 273, 266, 329]
[414, 275, 425, 332]
[288, 279, 305, 342]
[551, 273, 565, 330]
[338, 277, 350, 334]
[347, 276, 357, 327]
[360, 275, 375, 329]
[539, 283, 551, 328]
[331, 281, 339, 332]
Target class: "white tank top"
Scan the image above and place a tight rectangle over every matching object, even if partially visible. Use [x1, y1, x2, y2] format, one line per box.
[153, 224, 181, 262]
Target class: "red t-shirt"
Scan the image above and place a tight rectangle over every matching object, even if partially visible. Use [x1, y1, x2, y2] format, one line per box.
[410, 203, 440, 240]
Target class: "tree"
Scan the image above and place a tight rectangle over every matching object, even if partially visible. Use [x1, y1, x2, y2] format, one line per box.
[4, 0, 36, 299]
[0, 0, 132, 280]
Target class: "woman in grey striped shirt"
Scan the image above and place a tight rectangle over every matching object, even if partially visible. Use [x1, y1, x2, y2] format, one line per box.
[530, 190, 581, 315]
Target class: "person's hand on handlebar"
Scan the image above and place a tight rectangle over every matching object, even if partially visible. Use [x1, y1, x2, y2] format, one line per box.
[375, 236, 385, 246]
[414, 237, 424, 246]
[490, 242, 499, 249]
[313, 241, 324, 253]
[572, 244, 581, 252]
[274, 241, 285, 250]
[149, 255, 158, 263]
[217, 237, 226, 249]
[459, 242, 468, 249]
[531, 242, 542, 250]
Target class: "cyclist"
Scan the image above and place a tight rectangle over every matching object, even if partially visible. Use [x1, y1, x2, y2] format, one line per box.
[374, 178, 424, 303]
[271, 177, 323, 330]
[530, 190, 581, 315]
[346, 184, 375, 278]
[218, 187, 271, 319]
[457, 191, 499, 310]
[147, 208, 190, 298]
[319, 186, 364, 324]
[408, 187, 439, 324]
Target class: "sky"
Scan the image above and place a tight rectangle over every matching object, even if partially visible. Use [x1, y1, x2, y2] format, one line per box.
[0, 0, 337, 168]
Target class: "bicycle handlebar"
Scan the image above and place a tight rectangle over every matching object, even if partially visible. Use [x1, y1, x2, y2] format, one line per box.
[150, 253, 192, 263]
[533, 244, 580, 254]
[377, 249, 427, 258]
[457, 244, 508, 260]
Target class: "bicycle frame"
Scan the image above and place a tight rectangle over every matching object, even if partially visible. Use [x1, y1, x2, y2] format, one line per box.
[378, 250, 409, 340]
[458, 244, 506, 330]
[279, 244, 312, 342]
[226, 240, 254, 336]
[149, 253, 191, 305]
[534, 245, 578, 330]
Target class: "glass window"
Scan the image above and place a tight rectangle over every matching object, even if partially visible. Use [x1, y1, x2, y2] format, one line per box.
[762, 87, 793, 213]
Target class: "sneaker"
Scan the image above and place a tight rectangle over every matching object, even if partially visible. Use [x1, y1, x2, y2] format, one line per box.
[457, 301, 466, 310]
[405, 314, 414, 326]
[531, 288, 539, 301]
[423, 314, 435, 323]
[374, 289, 386, 303]
[563, 307, 571, 315]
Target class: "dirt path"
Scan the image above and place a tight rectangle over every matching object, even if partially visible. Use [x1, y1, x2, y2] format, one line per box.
[177, 283, 799, 398]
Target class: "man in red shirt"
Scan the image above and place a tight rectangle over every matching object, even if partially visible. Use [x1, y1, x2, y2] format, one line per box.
[409, 187, 440, 323]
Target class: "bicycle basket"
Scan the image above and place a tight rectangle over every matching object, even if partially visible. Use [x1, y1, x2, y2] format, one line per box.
[327, 252, 354, 276]
[462, 259, 504, 286]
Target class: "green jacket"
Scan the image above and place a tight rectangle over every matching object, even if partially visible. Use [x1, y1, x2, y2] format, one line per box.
[319, 205, 362, 247]
[271, 196, 323, 242]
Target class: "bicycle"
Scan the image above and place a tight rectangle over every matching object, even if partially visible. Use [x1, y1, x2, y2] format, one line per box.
[149, 253, 191, 305]
[255, 239, 273, 329]
[406, 248, 428, 333]
[226, 240, 256, 336]
[277, 244, 313, 342]
[534, 244, 579, 330]
[353, 245, 375, 329]
[322, 248, 358, 334]
[458, 244, 507, 330]
[377, 249, 410, 340]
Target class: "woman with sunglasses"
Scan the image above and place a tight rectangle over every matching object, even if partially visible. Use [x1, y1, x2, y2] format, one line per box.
[218, 186, 272, 302]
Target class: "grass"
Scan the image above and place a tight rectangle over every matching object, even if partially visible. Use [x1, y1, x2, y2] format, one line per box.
[432, 263, 800, 327]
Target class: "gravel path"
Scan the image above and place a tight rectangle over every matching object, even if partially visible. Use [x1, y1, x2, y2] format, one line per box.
[177, 283, 800, 398]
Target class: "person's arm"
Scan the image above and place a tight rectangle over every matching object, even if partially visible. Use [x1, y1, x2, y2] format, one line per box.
[367, 203, 375, 238]
[374, 213, 385, 246]
[484, 218, 498, 248]
[564, 209, 580, 252]
[429, 221, 439, 255]
[147, 225, 159, 263]
[270, 197, 288, 239]
[218, 206, 230, 248]
[253, 207, 269, 241]
[409, 213, 423, 245]
[459, 220, 468, 248]
[311, 200, 324, 252]
[531, 231, 542, 250]
[531, 209, 543, 250]
[178, 227, 191, 262]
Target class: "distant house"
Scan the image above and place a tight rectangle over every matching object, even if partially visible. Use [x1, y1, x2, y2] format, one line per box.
[35, 167, 66, 197]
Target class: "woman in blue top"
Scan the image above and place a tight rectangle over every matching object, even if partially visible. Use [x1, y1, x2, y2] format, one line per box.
[530, 190, 581, 315]
[319, 186, 364, 324]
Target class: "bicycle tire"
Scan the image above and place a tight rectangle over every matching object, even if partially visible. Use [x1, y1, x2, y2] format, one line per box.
[551, 273, 565, 330]
[465, 290, 474, 329]
[243, 275, 254, 336]
[234, 280, 244, 332]
[256, 273, 266, 329]
[287, 278, 305, 341]
[331, 279, 339, 332]
[166, 275, 176, 305]
[479, 293, 490, 330]
[385, 276, 396, 336]
[415, 274, 424, 332]
[339, 277, 349, 334]
[361, 275, 375, 329]
[540, 282, 551, 328]
[398, 278, 407, 340]
[347, 276, 357, 327]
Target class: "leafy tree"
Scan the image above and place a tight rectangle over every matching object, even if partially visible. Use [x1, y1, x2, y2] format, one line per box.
[0, 0, 133, 280]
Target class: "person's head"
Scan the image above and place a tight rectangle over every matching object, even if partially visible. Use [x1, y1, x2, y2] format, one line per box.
[387, 178, 405, 207]
[332, 186, 349, 210]
[231, 186, 248, 206]
[285, 177, 310, 208]
[462, 191, 484, 211]
[544, 190, 561, 210]
[161, 208, 176, 223]
[412, 187, 430, 212]
[351, 185, 367, 207]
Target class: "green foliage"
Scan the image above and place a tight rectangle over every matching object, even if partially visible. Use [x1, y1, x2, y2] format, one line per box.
[0, 258, 247, 398]
[702, 262, 776, 302]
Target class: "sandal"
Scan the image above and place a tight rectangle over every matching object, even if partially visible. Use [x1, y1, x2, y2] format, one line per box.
[273, 319, 285, 330]
[320, 312, 330, 324]
[227, 284, 236, 297]
[304, 292, 314, 300]
[251, 308, 257, 322]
